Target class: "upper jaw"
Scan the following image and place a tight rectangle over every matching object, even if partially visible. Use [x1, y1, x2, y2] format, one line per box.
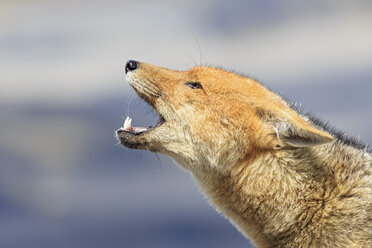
[116, 72, 167, 150]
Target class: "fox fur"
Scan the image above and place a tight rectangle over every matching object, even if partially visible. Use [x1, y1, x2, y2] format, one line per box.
[117, 62, 372, 248]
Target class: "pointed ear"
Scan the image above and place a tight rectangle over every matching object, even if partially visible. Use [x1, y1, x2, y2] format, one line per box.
[271, 120, 333, 148]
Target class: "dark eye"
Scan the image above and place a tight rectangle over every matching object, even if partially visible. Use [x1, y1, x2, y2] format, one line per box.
[186, 82, 202, 90]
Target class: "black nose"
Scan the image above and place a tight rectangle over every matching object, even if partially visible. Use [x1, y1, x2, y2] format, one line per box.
[125, 60, 138, 74]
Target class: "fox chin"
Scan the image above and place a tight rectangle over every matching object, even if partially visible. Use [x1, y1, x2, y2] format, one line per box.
[116, 60, 372, 248]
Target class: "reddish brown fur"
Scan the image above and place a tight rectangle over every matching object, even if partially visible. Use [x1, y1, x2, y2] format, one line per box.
[117, 62, 372, 247]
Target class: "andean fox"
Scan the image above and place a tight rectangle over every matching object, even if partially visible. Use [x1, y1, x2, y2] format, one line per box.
[117, 60, 372, 248]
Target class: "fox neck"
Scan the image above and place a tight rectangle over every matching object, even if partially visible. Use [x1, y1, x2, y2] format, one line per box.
[191, 144, 336, 247]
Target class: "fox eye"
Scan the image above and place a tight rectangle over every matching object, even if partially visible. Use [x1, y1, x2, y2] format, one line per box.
[186, 82, 202, 90]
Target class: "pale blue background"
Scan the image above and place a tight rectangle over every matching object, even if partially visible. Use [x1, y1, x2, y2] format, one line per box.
[1, 1, 371, 247]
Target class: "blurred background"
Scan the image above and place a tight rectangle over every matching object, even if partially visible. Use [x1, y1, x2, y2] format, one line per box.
[1, 0, 371, 247]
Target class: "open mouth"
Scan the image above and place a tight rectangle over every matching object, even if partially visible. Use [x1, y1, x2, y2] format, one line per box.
[118, 114, 166, 136]
[116, 102, 167, 150]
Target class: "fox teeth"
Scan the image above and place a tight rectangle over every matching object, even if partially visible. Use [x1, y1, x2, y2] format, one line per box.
[123, 116, 132, 130]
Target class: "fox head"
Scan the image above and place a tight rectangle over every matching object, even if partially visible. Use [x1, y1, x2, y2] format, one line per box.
[117, 61, 332, 172]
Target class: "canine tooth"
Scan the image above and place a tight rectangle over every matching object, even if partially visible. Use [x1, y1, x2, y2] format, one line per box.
[123, 116, 132, 130]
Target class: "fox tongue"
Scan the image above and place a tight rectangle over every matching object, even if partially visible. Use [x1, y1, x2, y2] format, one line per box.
[122, 116, 149, 134]
[132, 127, 149, 133]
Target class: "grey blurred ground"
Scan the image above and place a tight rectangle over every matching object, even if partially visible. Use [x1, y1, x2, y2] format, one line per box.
[1, 1, 371, 247]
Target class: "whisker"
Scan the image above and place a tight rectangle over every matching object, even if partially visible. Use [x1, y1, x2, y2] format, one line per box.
[191, 32, 204, 66]
[126, 90, 135, 116]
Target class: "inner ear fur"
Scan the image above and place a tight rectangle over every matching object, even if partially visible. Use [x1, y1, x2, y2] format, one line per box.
[271, 119, 333, 148]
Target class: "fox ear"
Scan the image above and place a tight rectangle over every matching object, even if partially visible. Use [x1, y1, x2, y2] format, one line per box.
[271, 121, 333, 148]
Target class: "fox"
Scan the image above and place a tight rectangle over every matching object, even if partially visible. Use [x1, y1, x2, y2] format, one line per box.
[116, 60, 372, 248]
